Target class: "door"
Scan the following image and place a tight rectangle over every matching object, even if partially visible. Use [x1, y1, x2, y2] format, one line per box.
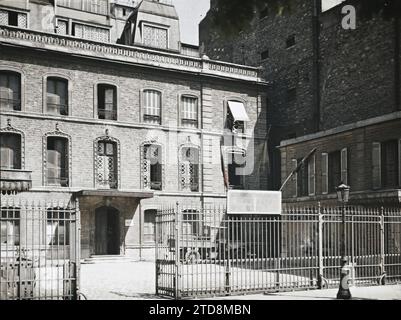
[95, 207, 120, 255]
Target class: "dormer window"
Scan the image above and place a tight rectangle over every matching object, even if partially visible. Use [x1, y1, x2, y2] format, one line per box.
[226, 101, 250, 134]
[142, 24, 168, 49]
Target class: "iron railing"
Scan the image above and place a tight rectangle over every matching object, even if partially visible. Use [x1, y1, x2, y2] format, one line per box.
[155, 204, 401, 299]
[0, 197, 80, 300]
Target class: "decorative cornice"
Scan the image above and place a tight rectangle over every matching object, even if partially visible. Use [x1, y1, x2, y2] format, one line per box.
[0, 25, 267, 84]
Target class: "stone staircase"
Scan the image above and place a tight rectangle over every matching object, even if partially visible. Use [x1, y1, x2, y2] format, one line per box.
[81, 255, 139, 264]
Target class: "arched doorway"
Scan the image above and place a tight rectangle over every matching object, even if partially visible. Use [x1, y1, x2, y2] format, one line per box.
[95, 206, 120, 255]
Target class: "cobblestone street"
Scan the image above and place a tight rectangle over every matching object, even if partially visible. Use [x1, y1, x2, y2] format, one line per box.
[80, 261, 163, 300]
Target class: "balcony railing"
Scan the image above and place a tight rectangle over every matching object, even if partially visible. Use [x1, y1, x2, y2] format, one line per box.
[47, 103, 68, 116]
[0, 98, 21, 111]
[0, 26, 264, 83]
[98, 108, 117, 120]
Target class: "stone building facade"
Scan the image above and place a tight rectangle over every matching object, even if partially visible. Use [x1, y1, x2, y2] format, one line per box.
[0, 0, 268, 260]
[200, 0, 401, 206]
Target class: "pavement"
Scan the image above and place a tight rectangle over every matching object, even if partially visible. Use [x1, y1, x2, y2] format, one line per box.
[80, 260, 401, 300]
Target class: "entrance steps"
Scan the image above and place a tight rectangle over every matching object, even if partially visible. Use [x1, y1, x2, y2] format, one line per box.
[82, 255, 139, 264]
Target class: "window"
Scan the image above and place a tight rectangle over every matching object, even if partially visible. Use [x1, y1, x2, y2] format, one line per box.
[381, 140, 399, 188]
[227, 150, 246, 189]
[47, 77, 68, 115]
[226, 101, 250, 134]
[0, 10, 27, 28]
[182, 210, 201, 240]
[286, 35, 296, 48]
[98, 84, 117, 120]
[0, 71, 21, 111]
[0, 208, 20, 246]
[72, 22, 110, 42]
[143, 90, 161, 125]
[181, 96, 198, 128]
[0, 133, 21, 169]
[143, 144, 162, 190]
[297, 158, 308, 197]
[261, 49, 269, 60]
[142, 25, 168, 49]
[46, 209, 70, 246]
[96, 140, 118, 189]
[287, 88, 297, 103]
[56, 20, 68, 35]
[325, 148, 348, 193]
[143, 209, 156, 243]
[180, 147, 199, 192]
[46, 137, 69, 187]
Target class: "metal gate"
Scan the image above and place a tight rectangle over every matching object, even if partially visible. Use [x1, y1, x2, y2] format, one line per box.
[155, 204, 401, 299]
[0, 197, 80, 300]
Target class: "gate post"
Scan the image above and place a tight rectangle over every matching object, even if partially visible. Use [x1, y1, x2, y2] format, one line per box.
[317, 202, 324, 289]
[75, 198, 81, 300]
[379, 207, 386, 285]
[225, 214, 231, 295]
[174, 202, 181, 299]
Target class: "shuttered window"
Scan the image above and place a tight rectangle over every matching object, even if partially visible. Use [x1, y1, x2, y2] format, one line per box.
[46, 137, 69, 187]
[180, 147, 199, 192]
[72, 23, 109, 42]
[341, 148, 348, 185]
[181, 96, 198, 128]
[143, 90, 161, 124]
[143, 144, 162, 190]
[0, 133, 21, 170]
[328, 151, 341, 193]
[96, 140, 118, 189]
[0, 71, 21, 111]
[291, 159, 297, 198]
[47, 77, 68, 115]
[297, 158, 308, 197]
[143, 25, 168, 49]
[0, 10, 27, 28]
[321, 153, 328, 195]
[381, 140, 399, 188]
[308, 154, 316, 196]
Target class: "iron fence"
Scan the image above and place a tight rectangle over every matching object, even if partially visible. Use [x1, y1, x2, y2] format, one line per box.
[155, 204, 401, 299]
[0, 197, 80, 300]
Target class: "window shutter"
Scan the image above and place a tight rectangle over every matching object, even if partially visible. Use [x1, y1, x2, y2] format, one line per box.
[321, 153, 328, 194]
[398, 139, 401, 187]
[372, 142, 381, 189]
[341, 148, 348, 184]
[291, 159, 297, 198]
[308, 155, 316, 196]
[0, 10, 8, 25]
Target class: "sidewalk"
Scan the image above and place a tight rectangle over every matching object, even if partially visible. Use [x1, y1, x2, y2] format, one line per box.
[80, 260, 401, 300]
[211, 285, 401, 300]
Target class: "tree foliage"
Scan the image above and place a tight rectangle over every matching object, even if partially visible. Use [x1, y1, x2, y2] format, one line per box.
[208, 0, 400, 37]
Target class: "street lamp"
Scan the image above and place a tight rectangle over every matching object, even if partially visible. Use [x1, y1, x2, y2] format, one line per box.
[336, 182, 351, 300]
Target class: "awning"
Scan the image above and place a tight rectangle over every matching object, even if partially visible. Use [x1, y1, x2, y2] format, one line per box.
[228, 101, 250, 122]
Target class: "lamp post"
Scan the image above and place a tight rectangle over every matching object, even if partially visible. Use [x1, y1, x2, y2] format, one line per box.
[336, 182, 351, 299]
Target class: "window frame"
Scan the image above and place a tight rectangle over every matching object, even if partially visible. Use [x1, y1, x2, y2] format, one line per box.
[224, 98, 248, 135]
[179, 145, 200, 192]
[96, 83, 118, 121]
[0, 69, 23, 111]
[0, 132, 22, 170]
[94, 136, 121, 190]
[0, 207, 20, 247]
[179, 94, 199, 129]
[141, 89, 162, 125]
[43, 74, 72, 116]
[141, 142, 164, 191]
[143, 209, 157, 244]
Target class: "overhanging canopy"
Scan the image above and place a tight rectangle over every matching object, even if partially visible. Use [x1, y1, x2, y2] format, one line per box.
[228, 101, 250, 122]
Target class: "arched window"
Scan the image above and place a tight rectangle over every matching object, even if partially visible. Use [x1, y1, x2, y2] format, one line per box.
[142, 144, 162, 190]
[46, 136, 69, 187]
[97, 84, 117, 120]
[142, 90, 161, 125]
[96, 140, 118, 189]
[179, 147, 199, 192]
[47, 77, 68, 115]
[0, 71, 21, 111]
[0, 133, 21, 169]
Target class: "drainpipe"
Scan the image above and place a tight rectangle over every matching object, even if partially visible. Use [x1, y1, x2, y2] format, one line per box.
[395, 17, 400, 111]
[312, 0, 322, 132]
